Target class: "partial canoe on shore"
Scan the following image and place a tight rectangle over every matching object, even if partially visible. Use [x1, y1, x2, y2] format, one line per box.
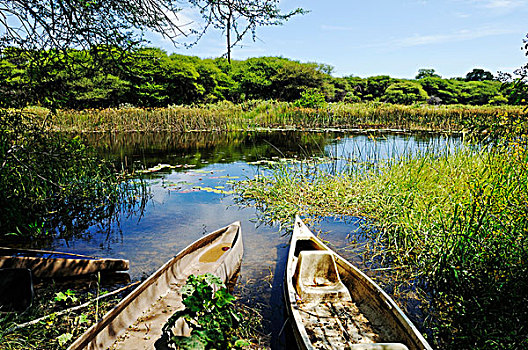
[68, 221, 243, 350]
[0, 247, 129, 278]
[284, 216, 433, 350]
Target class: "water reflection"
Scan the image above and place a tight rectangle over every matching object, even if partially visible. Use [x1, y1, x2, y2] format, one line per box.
[58, 130, 457, 349]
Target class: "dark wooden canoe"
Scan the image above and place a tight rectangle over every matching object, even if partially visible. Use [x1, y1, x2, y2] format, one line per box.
[284, 216, 433, 350]
[68, 221, 243, 350]
[0, 247, 129, 278]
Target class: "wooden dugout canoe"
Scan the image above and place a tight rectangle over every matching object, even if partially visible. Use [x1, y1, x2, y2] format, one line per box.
[0, 247, 129, 278]
[68, 221, 243, 350]
[284, 216, 433, 350]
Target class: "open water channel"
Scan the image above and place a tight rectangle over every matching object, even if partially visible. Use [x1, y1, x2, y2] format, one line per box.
[51, 130, 458, 348]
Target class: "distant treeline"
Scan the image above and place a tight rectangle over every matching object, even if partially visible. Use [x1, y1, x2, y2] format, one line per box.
[0, 47, 515, 108]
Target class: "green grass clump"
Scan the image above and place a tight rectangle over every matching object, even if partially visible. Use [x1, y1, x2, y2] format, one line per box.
[235, 133, 528, 349]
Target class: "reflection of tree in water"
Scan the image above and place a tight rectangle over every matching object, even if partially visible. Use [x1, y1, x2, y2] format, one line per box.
[56, 179, 150, 247]
[80, 131, 342, 170]
[0, 111, 151, 246]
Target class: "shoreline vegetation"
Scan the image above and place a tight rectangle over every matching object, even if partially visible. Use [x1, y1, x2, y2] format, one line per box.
[2, 100, 527, 349]
[234, 113, 528, 349]
[20, 101, 527, 134]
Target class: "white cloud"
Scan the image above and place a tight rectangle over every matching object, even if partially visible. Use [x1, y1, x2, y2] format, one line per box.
[482, 0, 526, 8]
[346, 26, 520, 51]
[392, 27, 517, 48]
[462, 0, 528, 9]
[453, 12, 472, 18]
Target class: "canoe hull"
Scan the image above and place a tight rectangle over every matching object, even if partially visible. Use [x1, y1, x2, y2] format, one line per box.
[0, 247, 129, 278]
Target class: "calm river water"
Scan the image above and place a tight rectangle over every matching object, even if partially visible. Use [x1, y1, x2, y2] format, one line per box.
[52, 130, 457, 349]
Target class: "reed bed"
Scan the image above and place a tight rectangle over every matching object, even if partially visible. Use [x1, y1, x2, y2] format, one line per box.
[29, 101, 526, 133]
[235, 133, 528, 349]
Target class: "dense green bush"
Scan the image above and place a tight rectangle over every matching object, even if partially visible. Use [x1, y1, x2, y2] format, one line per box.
[382, 81, 429, 104]
[0, 47, 518, 108]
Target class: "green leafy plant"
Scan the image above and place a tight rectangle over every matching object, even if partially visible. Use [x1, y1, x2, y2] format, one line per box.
[56, 333, 73, 347]
[162, 273, 249, 350]
[294, 88, 328, 109]
[54, 290, 78, 304]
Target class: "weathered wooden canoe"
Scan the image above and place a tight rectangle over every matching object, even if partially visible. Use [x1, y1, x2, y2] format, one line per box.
[284, 216, 433, 350]
[68, 221, 243, 350]
[0, 247, 129, 278]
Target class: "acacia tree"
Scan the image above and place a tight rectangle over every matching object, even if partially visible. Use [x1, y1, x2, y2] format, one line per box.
[415, 68, 440, 79]
[465, 68, 494, 81]
[188, 0, 305, 63]
[0, 0, 188, 51]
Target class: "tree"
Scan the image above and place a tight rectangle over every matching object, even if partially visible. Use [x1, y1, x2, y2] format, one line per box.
[382, 81, 428, 104]
[465, 68, 494, 81]
[502, 33, 528, 106]
[417, 77, 460, 104]
[187, 0, 306, 63]
[415, 68, 440, 79]
[0, 0, 186, 52]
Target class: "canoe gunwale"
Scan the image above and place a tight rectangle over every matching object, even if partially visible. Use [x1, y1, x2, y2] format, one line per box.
[284, 216, 433, 350]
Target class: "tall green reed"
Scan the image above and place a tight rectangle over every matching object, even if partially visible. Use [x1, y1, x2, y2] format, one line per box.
[29, 101, 526, 133]
[235, 129, 528, 349]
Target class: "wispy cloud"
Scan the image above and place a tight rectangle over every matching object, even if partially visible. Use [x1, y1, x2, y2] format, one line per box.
[463, 0, 528, 9]
[392, 27, 517, 48]
[346, 26, 520, 51]
[453, 12, 472, 18]
[482, 0, 527, 8]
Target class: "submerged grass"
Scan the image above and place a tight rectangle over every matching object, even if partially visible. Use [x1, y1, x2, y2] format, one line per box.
[23, 101, 527, 133]
[235, 131, 528, 349]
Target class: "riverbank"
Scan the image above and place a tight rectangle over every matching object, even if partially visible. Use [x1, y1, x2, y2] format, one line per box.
[235, 129, 528, 349]
[22, 101, 526, 134]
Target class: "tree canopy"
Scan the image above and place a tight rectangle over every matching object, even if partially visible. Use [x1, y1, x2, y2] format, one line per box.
[415, 68, 441, 79]
[0, 49, 515, 108]
[465, 68, 494, 81]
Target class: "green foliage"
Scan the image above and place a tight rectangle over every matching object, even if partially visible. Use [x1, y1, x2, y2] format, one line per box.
[162, 273, 248, 349]
[0, 47, 514, 108]
[235, 117, 528, 349]
[54, 290, 78, 304]
[0, 109, 142, 239]
[502, 34, 528, 108]
[465, 68, 495, 81]
[362, 75, 394, 101]
[418, 77, 460, 104]
[0, 282, 121, 349]
[382, 81, 428, 104]
[459, 80, 502, 105]
[415, 68, 441, 79]
[294, 89, 328, 109]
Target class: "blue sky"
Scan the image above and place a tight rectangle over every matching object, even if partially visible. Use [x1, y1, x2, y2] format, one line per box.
[147, 0, 528, 79]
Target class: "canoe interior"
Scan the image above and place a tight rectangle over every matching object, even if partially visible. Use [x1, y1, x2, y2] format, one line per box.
[286, 218, 432, 350]
[68, 222, 243, 350]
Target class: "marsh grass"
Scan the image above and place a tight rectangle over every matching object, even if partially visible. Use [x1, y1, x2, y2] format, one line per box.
[0, 281, 122, 349]
[29, 101, 526, 133]
[235, 130, 528, 349]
